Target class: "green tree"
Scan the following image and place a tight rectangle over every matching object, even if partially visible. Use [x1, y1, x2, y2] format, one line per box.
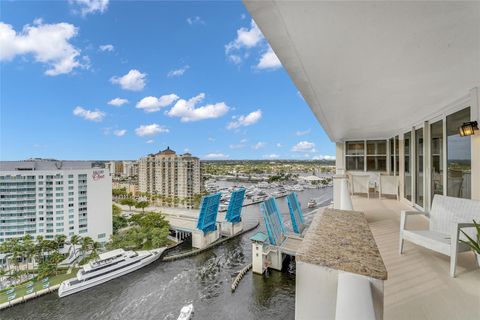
[68, 235, 81, 259]
[48, 251, 64, 275]
[80, 236, 94, 257]
[89, 241, 101, 260]
[112, 187, 127, 197]
[135, 201, 149, 213]
[109, 211, 170, 250]
[112, 204, 122, 216]
[22, 235, 34, 275]
[120, 198, 137, 211]
[55, 234, 67, 249]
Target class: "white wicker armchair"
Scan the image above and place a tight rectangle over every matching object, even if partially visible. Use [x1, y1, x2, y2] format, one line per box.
[399, 195, 480, 277]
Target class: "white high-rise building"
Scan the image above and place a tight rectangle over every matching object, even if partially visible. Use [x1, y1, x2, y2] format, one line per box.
[0, 160, 112, 243]
[122, 161, 138, 177]
[138, 147, 201, 208]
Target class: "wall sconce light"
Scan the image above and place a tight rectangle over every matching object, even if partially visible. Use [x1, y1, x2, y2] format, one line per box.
[459, 121, 478, 137]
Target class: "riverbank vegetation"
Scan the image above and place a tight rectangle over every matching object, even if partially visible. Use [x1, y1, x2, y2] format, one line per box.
[0, 235, 100, 289]
[108, 211, 172, 250]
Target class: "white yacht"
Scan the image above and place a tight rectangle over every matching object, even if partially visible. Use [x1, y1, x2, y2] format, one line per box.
[177, 304, 194, 320]
[58, 248, 164, 298]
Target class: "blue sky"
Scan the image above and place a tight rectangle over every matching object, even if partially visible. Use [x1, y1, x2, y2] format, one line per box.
[0, 0, 334, 161]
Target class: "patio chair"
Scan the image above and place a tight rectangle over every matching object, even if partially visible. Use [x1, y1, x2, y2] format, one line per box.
[378, 175, 399, 199]
[351, 174, 370, 198]
[399, 195, 480, 277]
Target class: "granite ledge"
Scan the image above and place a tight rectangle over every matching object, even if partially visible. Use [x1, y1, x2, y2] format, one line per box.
[296, 208, 387, 280]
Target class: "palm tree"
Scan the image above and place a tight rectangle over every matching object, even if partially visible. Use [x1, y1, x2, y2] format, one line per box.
[22, 235, 34, 276]
[89, 241, 101, 260]
[68, 235, 81, 259]
[48, 251, 64, 275]
[80, 236, 94, 259]
[34, 235, 45, 266]
[55, 234, 67, 249]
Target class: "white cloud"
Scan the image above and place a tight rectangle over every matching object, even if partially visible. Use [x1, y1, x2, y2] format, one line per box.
[0, 20, 83, 76]
[146, 139, 155, 144]
[291, 141, 316, 153]
[295, 129, 311, 136]
[108, 98, 128, 107]
[225, 19, 265, 64]
[73, 106, 105, 122]
[229, 142, 245, 149]
[264, 154, 279, 159]
[167, 65, 189, 77]
[257, 46, 282, 70]
[113, 129, 126, 137]
[167, 93, 229, 122]
[186, 16, 205, 25]
[240, 14, 247, 20]
[276, 143, 283, 147]
[226, 19, 263, 53]
[99, 44, 114, 52]
[227, 109, 262, 130]
[136, 94, 179, 113]
[252, 142, 265, 150]
[208, 137, 215, 142]
[227, 54, 242, 65]
[203, 153, 229, 159]
[135, 124, 169, 137]
[70, 0, 109, 16]
[312, 155, 336, 161]
[111, 69, 146, 91]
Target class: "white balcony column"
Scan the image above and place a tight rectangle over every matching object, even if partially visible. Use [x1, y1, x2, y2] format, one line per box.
[333, 143, 353, 210]
[470, 87, 480, 200]
[335, 142, 345, 174]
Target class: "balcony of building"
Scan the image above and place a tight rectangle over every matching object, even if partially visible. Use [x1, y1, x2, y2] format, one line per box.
[350, 195, 480, 320]
[244, 1, 480, 319]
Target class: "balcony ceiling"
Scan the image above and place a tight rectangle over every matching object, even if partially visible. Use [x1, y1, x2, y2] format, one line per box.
[244, 1, 480, 142]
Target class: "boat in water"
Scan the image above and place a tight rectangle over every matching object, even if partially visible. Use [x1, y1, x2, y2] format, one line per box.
[307, 199, 317, 208]
[177, 304, 194, 320]
[58, 248, 164, 298]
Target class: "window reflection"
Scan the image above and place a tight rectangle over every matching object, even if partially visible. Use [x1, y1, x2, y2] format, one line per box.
[430, 120, 443, 201]
[415, 128, 424, 207]
[446, 107, 471, 199]
[404, 132, 411, 201]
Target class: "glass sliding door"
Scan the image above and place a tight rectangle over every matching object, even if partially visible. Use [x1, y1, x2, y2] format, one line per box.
[395, 136, 399, 175]
[404, 132, 412, 201]
[415, 128, 424, 207]
[430, 120, 443, 202]
[389, 138, 394, 174]
[446, 107, 471, 199]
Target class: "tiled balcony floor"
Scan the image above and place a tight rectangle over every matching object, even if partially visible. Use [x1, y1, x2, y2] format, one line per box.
[351, 196, 480, 320]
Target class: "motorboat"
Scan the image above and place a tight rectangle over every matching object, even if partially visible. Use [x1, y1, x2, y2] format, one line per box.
[58, 248, 164, 298]
[307, 199, 317, 208]
[177, 304, 194, 320]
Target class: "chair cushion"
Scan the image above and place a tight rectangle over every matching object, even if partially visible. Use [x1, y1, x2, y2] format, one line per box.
[403, 230, 470, 256]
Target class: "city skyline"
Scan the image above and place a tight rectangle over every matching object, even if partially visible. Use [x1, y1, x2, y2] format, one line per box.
[0, 1, 335, 161]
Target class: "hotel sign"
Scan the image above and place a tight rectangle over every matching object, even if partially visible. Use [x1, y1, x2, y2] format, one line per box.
[92, 170, 105, 181]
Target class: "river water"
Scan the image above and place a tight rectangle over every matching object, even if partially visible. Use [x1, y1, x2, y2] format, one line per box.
[2, 186, 332, 320]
